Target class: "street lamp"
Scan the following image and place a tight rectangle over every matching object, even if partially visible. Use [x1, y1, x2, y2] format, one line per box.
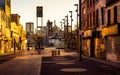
[65, 15, 69, 48]
[74, 0, 82, 61]
[74, 4, 79, 51]
[74, 4, 79, 32]
[62, 19, 65, 48]
[69, 11, 73, 49]
[79, 0, 82, 61]
[60, 21, 62, 37]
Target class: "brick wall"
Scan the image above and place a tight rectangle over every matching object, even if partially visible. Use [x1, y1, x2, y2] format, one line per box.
[105, 36, 120, 62]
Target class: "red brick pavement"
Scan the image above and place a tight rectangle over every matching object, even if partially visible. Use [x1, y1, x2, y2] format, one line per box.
[0, 50, 41, 75]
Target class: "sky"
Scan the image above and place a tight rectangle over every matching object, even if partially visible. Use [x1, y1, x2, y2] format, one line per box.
[11, 0, 79, 30]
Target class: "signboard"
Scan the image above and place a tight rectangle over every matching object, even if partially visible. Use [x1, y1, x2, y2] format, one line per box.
[79, 30, 83, 35]
[36, 6, 43, 17]
[102, 24, 118, 36]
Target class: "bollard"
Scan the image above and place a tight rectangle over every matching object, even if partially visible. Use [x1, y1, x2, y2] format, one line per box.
[54, 50, 57, 56]
[58, 50, 60, 55]
[51, 51, 54, 56]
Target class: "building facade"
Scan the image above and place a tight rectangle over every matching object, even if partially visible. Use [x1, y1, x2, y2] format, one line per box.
[102, 0, 120, 62]
[82, 0, 96, 57]
[81, 0, 120, 62]
[0, 0, 26, 55]
[94, 0, 106, 59]
[0, 8, 6, 54]
[26, 22, 35, 48]
[0, 0, 11, 54]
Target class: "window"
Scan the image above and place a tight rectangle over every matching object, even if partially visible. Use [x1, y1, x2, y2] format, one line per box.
[83, 8, 86, 15]
[107, 9, 111, 25]
[93, 11, 95, 26]
[93, 0, 95, 4]
[114, 6, 117, 24]
[96, 9, 99, 27]
[101, 7, 104, 25]
[90, 13, 92, 27]
[90, 0, 92, 6]
[87, 15, 89, 28]
[96, 0, 99, 3]
[87, 0, 90, 8]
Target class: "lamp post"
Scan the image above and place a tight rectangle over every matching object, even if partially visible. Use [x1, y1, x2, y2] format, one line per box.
[79, 0, 82, 61]
[74, 0, 82, 61]
[60, 21, 62, 37]
[69, 11, 73, 49]
[74, 4, 79, 51]
[62, 19, 65, 38]
[65, 15, 69, 48]
[62, 19, 65, 48]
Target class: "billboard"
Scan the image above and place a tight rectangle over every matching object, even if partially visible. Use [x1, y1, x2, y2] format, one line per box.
[36, 6, 43, 17]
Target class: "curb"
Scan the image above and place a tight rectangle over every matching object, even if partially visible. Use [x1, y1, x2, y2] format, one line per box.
[83, 56, 120, 69]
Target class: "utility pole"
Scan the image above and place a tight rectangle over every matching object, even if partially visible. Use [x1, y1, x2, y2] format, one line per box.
[69, 11, 73, 49]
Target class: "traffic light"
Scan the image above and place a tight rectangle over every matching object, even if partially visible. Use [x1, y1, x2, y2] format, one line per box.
[36, 6, 43, 17]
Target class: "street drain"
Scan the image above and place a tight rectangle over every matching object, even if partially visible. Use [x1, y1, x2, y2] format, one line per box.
[60, 68, 87, 72]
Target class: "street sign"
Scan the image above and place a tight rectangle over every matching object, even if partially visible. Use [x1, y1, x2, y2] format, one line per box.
[79, 30, 83, 35]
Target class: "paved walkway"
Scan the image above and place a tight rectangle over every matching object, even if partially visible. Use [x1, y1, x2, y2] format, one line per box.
[41, 55, 120, 75]
[0, 47, 120, 75]
[0, 49, 41, 75]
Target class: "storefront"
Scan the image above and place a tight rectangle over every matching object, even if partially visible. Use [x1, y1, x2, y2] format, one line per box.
[102, 24, 120, 62]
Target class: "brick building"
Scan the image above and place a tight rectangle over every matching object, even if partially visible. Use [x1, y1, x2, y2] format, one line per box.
[47, 20, 53, 37]
[102, 0, 120, 62]
[94, 0, 106, 59]
[82, 0, 120, 62]
[82, 0, 96, 57]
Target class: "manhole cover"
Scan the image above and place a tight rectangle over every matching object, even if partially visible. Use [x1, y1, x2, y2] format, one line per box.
[56, 62, 74, 65]
[61, 68, 87, 72]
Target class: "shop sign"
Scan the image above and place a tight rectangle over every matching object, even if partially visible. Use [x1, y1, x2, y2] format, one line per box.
[102, 24, 118, 36]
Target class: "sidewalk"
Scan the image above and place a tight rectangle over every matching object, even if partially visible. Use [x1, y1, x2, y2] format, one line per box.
[83, 56, 120, 69]
[0, 49, 41, 75]
[41, 48, 120, 75]
[63, 49, 120, 69]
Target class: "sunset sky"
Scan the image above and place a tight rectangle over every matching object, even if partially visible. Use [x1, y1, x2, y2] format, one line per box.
[11, 0, 78, 30]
